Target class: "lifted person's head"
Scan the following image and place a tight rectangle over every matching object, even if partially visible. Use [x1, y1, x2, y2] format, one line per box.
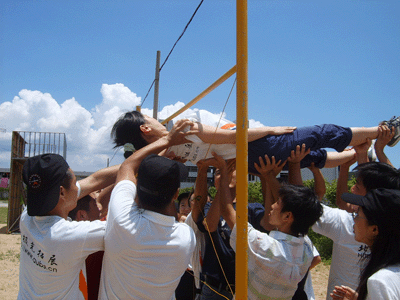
[136, 154, 188, 214]
[111, 111, 148, 152]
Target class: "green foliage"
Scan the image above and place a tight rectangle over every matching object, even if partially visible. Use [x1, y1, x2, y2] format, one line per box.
[248, 182, 263, 203]
[179, 187, 194, 195]
[308, 228, 333, 263]
[0, 207, 8, 223]
[0, 187, 9, 200]
[208, 186, 217, 199]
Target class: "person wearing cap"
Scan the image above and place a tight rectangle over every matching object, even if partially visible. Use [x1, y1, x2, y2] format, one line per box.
[331, 189, 400, 300]
[98, 119, 197, 300]
[312, 156, 400, 299]
[18, 153, 120, 300]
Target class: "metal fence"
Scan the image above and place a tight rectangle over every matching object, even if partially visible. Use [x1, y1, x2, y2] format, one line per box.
[13, 131, 67, 159]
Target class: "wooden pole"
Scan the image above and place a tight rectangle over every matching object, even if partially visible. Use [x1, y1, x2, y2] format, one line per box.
[153, 51, 161, 120]
[236, 0, 249, 298]
[161, 66, 236, 125]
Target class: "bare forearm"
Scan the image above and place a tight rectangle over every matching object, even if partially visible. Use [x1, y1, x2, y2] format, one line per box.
[191, 166, 209, 223]
[79, 164, 120, 199]
[288, 162, 303, 186]
[336, 167, 352, 212]
[311, 169, 326, 201]
[375, 148, 393, 166]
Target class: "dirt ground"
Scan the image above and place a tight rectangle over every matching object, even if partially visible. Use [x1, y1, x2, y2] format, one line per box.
[0, 223, 330, 300]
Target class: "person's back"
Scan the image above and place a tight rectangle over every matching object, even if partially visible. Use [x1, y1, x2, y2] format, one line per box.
[18, 212, 104, 299]
[99, 179, 195, 299]
[17, 154, 112, 300]
[312, 204, 367, 295]
[99, 124, 197, 300]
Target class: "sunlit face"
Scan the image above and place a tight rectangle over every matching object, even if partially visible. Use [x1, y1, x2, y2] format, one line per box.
[351, 178, 367, 196]
[142, 115, 168, 138]
[352, 207, 377, 247]
[268, 198, 286, 228]
[179, 197, 191, 216]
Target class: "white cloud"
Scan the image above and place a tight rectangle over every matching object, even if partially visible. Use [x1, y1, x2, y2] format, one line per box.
[0, 84, 265, 172]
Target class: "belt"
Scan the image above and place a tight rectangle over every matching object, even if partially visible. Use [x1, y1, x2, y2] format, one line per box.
[204, 275, 235, 294]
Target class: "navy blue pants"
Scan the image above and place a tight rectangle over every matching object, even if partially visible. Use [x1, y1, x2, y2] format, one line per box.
[248, 124, 352, 174]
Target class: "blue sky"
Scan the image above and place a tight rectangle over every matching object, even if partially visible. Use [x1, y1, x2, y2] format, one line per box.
[1, 0, 399, 171]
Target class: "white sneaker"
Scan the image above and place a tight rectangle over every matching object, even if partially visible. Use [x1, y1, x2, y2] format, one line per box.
[368, 140, 377, 162]
[380, 116, 400, 147]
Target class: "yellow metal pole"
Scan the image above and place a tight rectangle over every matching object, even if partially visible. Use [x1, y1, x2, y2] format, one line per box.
[161, 65, 236, 125]
[236, 0, 248, 299]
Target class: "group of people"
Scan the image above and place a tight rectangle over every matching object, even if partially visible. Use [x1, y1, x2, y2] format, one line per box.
[17, 111, 400, 299]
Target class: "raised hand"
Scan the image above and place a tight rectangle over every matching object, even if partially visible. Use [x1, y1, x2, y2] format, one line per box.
[287, 143, 311, 164]
[167, 119, 197, 145]
[254, 155, 286, 178]
[330, 285, 357, 300]
[375, 124, 395, 150]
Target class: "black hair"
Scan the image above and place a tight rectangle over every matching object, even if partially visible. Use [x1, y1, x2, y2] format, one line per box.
[279, 184, 323, 237]
[60, 169, 74, 190]
[177, 192, 191, 208]
[111, 111, 149, 155]
[354, 162, 400, 191]
[356, 204, 400, 300]
[68, 195, 93, 220]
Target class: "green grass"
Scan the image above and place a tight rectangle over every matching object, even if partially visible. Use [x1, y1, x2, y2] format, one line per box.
[0, 207, 7, 223]
[0, 249, 20, 262]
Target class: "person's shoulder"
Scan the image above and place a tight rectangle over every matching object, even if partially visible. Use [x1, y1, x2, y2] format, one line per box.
[319, 203, 352, 221]
[53, 218, 105, 236]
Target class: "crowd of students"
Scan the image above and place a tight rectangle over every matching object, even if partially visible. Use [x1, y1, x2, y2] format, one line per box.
[17, 112, 400, 299]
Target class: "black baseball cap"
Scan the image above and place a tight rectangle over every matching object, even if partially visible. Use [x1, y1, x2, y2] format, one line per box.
[23, 154, 70, 216]
[137, 154, 188, 203]
[342, 189, 400, 230]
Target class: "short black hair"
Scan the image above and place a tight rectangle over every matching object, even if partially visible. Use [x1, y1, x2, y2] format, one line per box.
[111, 111, 149, 152]
[177, 192, 191, 207]
[60, 169, 74, 190]
[68, 195, 93, 220]
[279, 184, 323, 237]
[354, 162, 400, 191]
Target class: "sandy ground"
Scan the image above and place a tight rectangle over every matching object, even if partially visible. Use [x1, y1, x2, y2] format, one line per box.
[0, 223, 330, 300]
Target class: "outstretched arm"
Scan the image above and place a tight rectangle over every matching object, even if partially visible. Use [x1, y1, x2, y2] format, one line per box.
[186, 123, 296, 144]
[78, 164, 120, 199]
[287, 144, 310, 186]
[375, 125, 394, 167]
[254, 155, 286, 232]
[199, 153, 232, 232]
[336, 153, 357, 212]
[308, 163, 326, 201]
[191, 160, 211, 224]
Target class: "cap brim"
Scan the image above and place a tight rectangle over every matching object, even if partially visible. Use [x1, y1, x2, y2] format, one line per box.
[341, 193, 365, 207]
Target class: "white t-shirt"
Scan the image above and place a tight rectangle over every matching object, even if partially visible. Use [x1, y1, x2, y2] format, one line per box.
[304, 237, 320, 300]
[312, 204, 370, 299]
[165, 110, 237, 164]
[99, 180, 196, 300]
[18, 209, 105, 299]
[185, 212, 206, 289]
[366, 264, 400, 300]
[230, 223, 314, 300]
